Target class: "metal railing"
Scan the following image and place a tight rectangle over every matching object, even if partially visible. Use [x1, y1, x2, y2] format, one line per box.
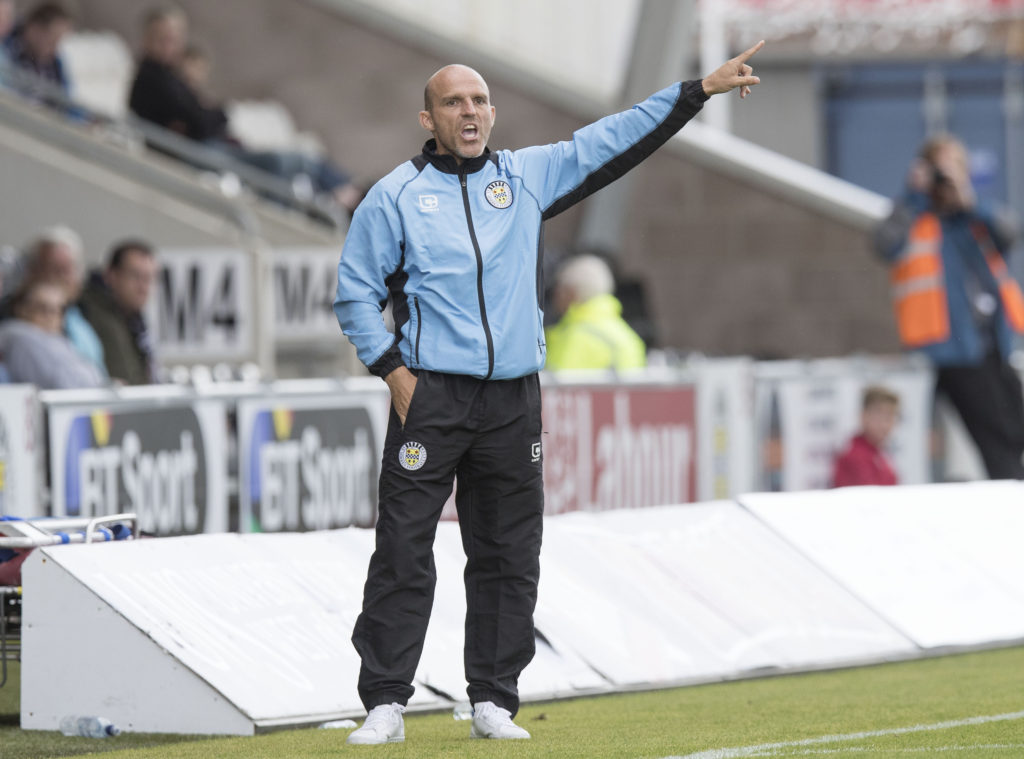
[0, 512, 138, 687]
[0, 60, 344, 230]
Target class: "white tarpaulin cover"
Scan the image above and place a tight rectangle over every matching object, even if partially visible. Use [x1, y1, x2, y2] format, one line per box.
[22, 531, 397, 733]
[20, 482, 1023, 734]
[740, 481, 1024, 648]
[532, 503, 914, 687]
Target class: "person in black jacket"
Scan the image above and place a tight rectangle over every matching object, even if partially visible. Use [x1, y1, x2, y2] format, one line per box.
[128, 6, 362, 214]
[128, 8, 225, 143]
[2, 1, 74, 109]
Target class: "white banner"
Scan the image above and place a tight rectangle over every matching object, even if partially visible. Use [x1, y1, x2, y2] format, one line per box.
[695, 358, 756, 500]
[46, 394, 230, 535]
[0, 384, 42, 517]
[147, 247, 255, 363]
[273, 247, 341, 341]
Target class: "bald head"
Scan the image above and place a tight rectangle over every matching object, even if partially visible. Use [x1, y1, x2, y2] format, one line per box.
[419, 64, 495, 163]
[423, 64, 488, 112]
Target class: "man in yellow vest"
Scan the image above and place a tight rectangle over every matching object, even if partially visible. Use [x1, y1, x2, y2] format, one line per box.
[544, 254, 647, 372]
[876, 134, 1024, 479]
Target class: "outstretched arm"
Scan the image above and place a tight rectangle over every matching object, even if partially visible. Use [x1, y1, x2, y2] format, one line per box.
[515, 41, 767, 218]
[701, 40, 764, 98]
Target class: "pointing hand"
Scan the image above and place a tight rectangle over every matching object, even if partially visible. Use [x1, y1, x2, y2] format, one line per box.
[701, 40, 765, 99]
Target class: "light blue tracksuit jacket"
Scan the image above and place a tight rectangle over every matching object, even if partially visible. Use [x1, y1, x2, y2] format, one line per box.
[334, 80, 708, 379]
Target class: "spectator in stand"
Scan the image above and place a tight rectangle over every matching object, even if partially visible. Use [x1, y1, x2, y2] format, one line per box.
[178, 42, 211, 96]
[544, 254, 647, 371]
[876, 134, 1024, 480]
[0, 278, 105, 389]
[2, 1, 74, 105]
[832, 386, 900, 488]
[2, 226, 108, 378]
[79, 239, 158, 385]
[0, 0, 16, 64]
[128, 6, 362, 215]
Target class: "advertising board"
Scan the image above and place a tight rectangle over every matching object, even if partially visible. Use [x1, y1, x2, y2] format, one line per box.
[542, 384, 696, 514]
[236, 389, 388, 531]
[0, 384, 42, 517]
[147, 247, 254, 363]
[46, 396, 229, 534]
[272, 247, 341, 341]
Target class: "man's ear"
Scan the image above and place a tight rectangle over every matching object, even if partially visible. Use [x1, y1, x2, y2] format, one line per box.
[419, 109, 433, 133]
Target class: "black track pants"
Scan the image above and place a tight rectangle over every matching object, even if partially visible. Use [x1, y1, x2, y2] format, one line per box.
[937, 352, 1024, 479]
[351, 370, 544, 716]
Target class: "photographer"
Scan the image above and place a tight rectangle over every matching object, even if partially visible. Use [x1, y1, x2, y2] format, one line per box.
[876, 134, 1024, 479]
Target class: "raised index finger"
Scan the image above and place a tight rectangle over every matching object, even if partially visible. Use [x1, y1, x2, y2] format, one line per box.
[735, 39, 766, 64]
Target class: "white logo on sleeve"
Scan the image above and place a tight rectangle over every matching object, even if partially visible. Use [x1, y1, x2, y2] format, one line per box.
[418, 194, 439, 212]
[531, 442, 541, 462]
[399, 441, 428, 470]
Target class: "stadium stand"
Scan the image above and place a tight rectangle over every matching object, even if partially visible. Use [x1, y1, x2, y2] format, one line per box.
[60, 30, 333, 163]
[0, 43, 355, 376]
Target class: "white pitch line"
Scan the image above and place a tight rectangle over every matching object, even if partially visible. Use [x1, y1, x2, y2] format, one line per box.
[666, 709, 1024, 759]
[749, 744, 1024, 756]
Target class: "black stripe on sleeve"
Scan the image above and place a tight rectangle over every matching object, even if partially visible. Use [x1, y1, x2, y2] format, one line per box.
[542, 80, 708, 221]
[369, 248, 409, 378]
[368, 340, 405, 378]
[367, 162, 428, 378]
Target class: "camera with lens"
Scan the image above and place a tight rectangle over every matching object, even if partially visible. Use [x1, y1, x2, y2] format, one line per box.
[931, 166, 950, 186]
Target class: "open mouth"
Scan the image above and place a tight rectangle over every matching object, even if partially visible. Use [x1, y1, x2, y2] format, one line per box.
[461, 124, 479, 140]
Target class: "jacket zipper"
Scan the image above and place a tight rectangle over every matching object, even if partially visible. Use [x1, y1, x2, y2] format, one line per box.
[413, 296, 422, 366]
[460, 170, 495, 379]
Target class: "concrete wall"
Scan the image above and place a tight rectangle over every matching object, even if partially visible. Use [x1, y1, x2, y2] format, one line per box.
[70, 0, 899, 358]
[730, 64, 824, 171]
[0, 105, 243, 265]
[626, 159, 894, 357]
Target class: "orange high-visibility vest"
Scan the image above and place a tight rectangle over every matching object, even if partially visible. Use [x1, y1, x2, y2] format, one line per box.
[891, 212, 1024, 347]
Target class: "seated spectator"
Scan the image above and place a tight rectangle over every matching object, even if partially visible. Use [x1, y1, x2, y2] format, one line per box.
[831, 386, 901, 488]
[128, 6, 362, 215]
[0, 0, 16, 66]
[0, 278, 105, 389]
[3, 1, 74, 106]
[2, 226, 107, 377]
[79, 239, 158, 385]
[544, 254, 647, 371]
[178, 42, 211, 98]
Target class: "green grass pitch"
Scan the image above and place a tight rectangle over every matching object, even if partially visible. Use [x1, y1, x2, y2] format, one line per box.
[2, 646, 1023, 758]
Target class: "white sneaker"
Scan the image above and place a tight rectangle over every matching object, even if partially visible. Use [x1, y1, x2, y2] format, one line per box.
[346, 703, 405, 745]
[469, 701, 530, 739]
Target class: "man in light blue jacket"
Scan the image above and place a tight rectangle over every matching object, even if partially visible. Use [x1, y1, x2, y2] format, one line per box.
[336, 43, 764, 744]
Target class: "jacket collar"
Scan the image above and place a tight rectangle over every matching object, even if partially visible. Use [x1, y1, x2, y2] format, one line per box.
[562, 294, 624, 324]
[420, 139, 493, 175]
[852, 433, 883, 454]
